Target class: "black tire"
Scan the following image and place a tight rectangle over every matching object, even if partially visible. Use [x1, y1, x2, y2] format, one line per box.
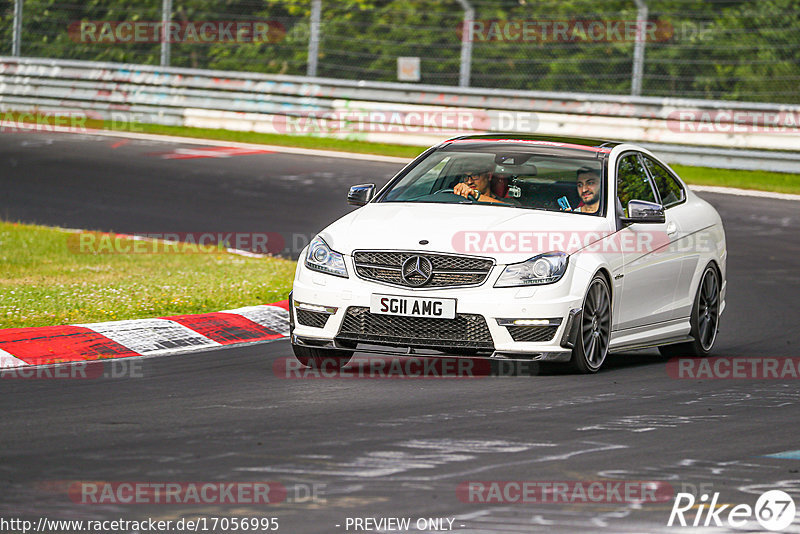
[292, 344, 353, 370]
[659, 265, 720, 358]
[570, 275, 612, 374]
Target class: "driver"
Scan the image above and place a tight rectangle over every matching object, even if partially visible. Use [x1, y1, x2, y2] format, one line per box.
[453, 162, 507, 204]
[565, 166, 601, 214]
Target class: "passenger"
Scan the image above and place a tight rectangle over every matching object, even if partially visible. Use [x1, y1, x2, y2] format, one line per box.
[564, 166, 601, 214]
[453, 163, 508, 204]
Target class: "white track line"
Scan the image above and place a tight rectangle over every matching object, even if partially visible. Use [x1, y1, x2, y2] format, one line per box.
[689, 184, 800, 201]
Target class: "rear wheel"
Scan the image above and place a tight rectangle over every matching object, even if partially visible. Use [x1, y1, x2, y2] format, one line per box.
[292, 344, 353, 369]
[570, 275, 611, 374]
[659, 265, 720, 358]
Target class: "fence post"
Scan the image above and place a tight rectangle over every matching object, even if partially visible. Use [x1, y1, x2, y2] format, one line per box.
[12, 0, 23, 56]
[307, 0, 321, 77]
[160, 0, 172, 66]
[456, 0, 474, 87]
[631, 0, 648, 96]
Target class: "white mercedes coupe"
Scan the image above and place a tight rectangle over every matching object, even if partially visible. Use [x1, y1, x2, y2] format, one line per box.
[289, 135, 727, 373]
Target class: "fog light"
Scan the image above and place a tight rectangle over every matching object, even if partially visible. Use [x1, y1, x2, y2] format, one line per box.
[496, 318, 562, 327]
[514, 319, 550, 326]
[294, 301, 338, 315]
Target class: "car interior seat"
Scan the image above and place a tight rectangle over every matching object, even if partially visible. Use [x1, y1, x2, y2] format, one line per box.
[491, 174, 509, 198]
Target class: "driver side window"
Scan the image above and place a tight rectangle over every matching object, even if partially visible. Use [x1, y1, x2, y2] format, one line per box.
[617, 154, 657, 217]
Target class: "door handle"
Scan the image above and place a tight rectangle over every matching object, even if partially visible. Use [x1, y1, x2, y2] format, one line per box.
[667, 221, 678, 236]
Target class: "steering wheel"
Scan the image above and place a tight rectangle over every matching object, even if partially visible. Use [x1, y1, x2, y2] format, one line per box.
[431, 188, 478, 202]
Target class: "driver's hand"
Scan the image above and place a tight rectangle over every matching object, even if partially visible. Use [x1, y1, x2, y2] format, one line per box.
[454, 183, 479, 199]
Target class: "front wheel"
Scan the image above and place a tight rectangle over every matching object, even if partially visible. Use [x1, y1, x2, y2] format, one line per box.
[570, 275, 611, 374]
[659, 265, 720, 358]
[292, 344, 353, 369]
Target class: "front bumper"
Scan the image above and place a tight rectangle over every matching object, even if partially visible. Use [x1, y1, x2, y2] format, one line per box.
[291, 263, 585, 362]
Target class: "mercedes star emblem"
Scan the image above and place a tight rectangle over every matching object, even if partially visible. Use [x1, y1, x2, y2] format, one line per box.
[401, 256, 433, 286]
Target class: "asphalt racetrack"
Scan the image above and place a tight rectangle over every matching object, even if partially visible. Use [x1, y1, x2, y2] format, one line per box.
[1, 132, 799, 533]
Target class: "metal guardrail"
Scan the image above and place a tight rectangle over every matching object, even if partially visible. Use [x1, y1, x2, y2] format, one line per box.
[2, 56, 799, 172]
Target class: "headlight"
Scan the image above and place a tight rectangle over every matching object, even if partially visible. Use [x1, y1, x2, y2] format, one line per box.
[494, 252, 568, 287]
[305, 236, 348, 278]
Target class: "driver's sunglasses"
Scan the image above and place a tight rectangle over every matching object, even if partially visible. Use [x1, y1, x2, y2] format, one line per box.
[464, 171, 488, 181]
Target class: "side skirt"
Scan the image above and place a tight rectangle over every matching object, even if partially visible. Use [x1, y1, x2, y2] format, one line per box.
[609, 317, 692, 352]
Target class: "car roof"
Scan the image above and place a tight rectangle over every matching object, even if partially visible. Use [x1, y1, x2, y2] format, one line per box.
[443, 133, 621, 154]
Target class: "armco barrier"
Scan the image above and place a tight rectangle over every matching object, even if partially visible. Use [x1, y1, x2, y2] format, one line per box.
[2, 57, 800, 172]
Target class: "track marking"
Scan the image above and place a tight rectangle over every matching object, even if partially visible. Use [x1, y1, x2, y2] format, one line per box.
[222, 305, 290, 336]
[159, 146, 275, 159]
[77, 318, 221, 355]
[764, 450, 800, 460]
[0, 348, 27, 367]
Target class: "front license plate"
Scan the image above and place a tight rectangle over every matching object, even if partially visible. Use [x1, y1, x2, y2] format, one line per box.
[370, 294, 457, 319]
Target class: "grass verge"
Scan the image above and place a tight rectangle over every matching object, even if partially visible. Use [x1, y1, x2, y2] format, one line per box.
[670, 165, 800, 195]
[0, 221, 296, 329]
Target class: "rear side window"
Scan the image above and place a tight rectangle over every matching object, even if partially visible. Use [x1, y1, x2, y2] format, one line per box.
[644, 157, 685, 208]
[617, 154, 656, 216]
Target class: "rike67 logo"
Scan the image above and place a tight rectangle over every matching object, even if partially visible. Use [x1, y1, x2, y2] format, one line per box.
[668, 490, 796, 531]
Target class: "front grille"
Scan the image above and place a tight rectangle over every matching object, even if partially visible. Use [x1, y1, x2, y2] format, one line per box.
[336, 306, 494, 351]
[296, 309, 330, 329]
[353, 251, 493, 288]
[506, 325, 560, 343]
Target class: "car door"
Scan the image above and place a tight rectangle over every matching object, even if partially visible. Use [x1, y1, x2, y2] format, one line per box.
[642, 155, 696, 321]
[614, 152, 684, 331]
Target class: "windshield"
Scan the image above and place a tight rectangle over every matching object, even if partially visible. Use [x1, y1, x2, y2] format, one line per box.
[380, 147, 606, 215]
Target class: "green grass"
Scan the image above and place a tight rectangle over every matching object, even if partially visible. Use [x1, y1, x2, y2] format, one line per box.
[671, 164, 800, 195]
[0, 221, 296, 329]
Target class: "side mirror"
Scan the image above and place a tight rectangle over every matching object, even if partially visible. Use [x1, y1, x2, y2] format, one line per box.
[620, 199, 666, 224]
[347, 184, 375, 206]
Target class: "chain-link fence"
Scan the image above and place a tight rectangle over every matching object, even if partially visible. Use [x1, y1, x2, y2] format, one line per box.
[3, 0, 799, 103]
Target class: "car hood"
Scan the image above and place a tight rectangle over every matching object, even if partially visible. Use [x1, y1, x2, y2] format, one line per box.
[319, 202, 613, 264]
